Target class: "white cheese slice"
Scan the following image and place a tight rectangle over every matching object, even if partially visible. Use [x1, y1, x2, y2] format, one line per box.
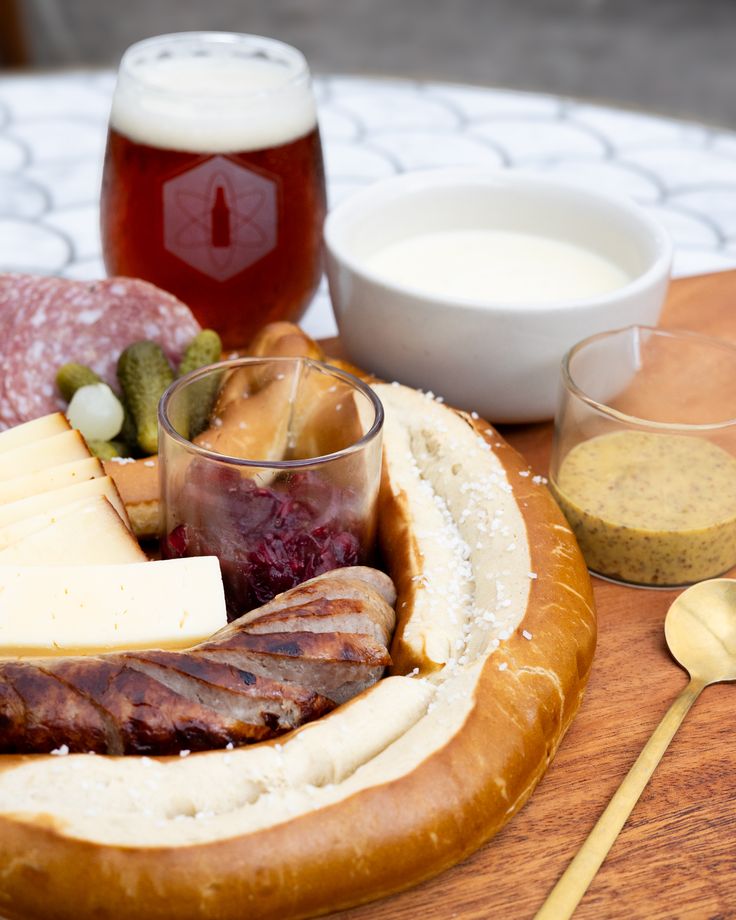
[0, 557, 226, 656]
[0, 456, 103, 506]
[0, 497, 146, 566]
[0, 412, 70, 454]
[0, 498, 101, 550]
[0, 429, 91, 482]
[0, 476, 129, 531]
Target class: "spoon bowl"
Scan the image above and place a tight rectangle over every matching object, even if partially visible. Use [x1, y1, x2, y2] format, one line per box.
[665, 578, 736, 683]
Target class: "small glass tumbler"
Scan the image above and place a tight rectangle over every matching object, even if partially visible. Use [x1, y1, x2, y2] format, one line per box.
[159, 357, 383, 618]
[549, 325, 736, 587]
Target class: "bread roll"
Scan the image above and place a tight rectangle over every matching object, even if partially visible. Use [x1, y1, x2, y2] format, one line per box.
[0, 384, 595, 919]
[103, 455, 159, 538]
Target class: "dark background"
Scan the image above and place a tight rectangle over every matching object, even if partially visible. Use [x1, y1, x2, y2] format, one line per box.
[1, 0, 733, 127]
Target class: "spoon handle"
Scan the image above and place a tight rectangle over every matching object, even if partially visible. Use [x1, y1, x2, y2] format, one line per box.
[534, 676, 705, 920]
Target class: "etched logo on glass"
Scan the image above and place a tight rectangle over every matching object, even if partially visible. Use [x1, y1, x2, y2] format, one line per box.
[162, 156, 278, 281]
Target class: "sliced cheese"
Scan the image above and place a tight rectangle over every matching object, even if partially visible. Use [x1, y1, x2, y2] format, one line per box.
[0, 497, 102, 550]
[0, 456, 103, 505]
[0, 497, 146, 565]
[0, 476, 129, 531]
[0, 429, 90, 482]
[0, 556, 226, 656]
[0, 412, 70, 454]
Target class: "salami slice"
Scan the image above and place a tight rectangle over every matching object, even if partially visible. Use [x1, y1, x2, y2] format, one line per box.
[0, 276, 29, 428]
[0, 275, 201, 427]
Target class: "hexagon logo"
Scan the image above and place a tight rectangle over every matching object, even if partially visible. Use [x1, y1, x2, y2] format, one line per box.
[163, 156, 278, 281]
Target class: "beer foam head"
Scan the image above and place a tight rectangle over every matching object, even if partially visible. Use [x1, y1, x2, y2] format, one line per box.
[110, 33, 318, 154]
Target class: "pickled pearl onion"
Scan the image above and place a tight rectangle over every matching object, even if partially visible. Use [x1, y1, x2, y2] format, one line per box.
[66, 384, 125, 442]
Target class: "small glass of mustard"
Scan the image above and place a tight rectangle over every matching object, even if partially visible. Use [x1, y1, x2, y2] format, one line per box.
[549, 325, 736, 587]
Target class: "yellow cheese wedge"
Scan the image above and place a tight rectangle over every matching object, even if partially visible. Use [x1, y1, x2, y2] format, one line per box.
[0, 412, 70, 454]
[0, 456, 103, 506]
[0, 476, 129, 531]
[0, 497, 146, 565]
[0, 429, 90, 482]
[0, 557, 226, 656]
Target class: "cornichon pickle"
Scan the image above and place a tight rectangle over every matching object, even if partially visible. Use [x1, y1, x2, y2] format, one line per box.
[86, 439, 126, 461]
[177, 329, 222, 377]
[117, 396, 140, 456]
[187, 373, 225, 440]
[117, 341, 174, 455]
[178, 330, 224, 439]
[56, 363, 101, 403]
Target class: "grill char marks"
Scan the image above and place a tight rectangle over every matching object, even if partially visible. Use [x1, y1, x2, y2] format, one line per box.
[204, 570, 397, 703]
[197, 630, 391, 704]
[235, 597, 395, 646]
[0, 661, 119, 755]
[320, 566, 397, 607]
[37, 659, 259, 755]
[121, 651, 333, 733]
[0, 567, 397, 755]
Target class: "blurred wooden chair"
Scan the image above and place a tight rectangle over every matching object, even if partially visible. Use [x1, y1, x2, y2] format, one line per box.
[0, 0, 28, 66]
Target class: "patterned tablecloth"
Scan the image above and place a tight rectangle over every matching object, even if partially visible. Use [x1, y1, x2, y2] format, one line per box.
[0, 70, 734, 338]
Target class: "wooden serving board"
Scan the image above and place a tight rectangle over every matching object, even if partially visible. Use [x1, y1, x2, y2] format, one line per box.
[333, 271, 736, 920]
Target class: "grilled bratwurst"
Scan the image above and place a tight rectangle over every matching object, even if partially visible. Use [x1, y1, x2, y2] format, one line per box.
[0, 566, 395, 755]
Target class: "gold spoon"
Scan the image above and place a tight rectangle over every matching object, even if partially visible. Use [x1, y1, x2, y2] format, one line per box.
[535, 577, 736, 920]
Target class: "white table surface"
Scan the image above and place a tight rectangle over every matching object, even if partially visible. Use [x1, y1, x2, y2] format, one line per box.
[0, 70, 735, 339]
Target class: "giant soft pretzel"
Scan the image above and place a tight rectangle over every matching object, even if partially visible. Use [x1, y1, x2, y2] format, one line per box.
[0, 383, 595, 920]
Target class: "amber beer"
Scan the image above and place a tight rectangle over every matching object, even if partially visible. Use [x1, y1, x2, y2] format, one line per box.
[100, 33, 327, 349]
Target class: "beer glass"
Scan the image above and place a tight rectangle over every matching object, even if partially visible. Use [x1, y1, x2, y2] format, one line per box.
[101, 32, 327, 349]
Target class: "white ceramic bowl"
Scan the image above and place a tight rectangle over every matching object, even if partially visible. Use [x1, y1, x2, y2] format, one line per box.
[324, 168, 673, 423]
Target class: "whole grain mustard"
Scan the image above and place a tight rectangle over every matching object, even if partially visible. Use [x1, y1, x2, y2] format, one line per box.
[551, 431, 736, 586]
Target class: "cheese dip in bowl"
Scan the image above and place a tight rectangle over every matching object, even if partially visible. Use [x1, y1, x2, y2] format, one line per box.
[364, 228, 630, 304]
[325, 169, 672, 422]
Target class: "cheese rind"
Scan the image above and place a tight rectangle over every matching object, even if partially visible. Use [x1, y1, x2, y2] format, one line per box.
[0, 497, 146, 565]
[0, 476, 129, 531]
[0, 557, 226, 655]
[0, 456, 103, 506]
[0, 413, 70, 454]
[0, 429, 90, 482]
